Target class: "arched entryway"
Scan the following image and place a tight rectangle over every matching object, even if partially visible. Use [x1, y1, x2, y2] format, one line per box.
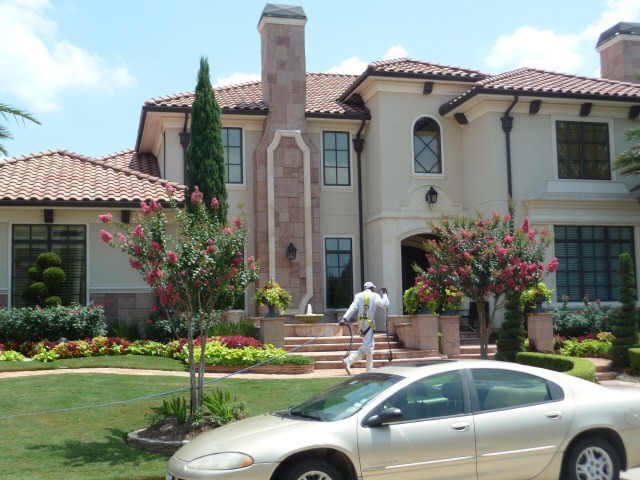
[400, 233, 436, 315]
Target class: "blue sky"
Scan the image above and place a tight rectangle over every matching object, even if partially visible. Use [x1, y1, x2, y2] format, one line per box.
[1, 0, 639, 159]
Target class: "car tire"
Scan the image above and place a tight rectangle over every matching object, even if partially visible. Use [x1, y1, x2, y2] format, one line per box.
[565, 437, 620, 480]
[281, 459, 345, 480]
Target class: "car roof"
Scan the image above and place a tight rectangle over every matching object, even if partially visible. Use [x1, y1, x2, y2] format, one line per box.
[371, 359, 569, 381]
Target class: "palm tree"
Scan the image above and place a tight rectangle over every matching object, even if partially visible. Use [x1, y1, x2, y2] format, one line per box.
[612, 126, 640, 190]
[0, 103, 41, 157]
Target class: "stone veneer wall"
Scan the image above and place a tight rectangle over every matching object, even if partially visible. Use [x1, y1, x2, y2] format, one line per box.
[254, 14, 323, 314]
[89, 292, 155, 321]
[600, 37, 640, 84]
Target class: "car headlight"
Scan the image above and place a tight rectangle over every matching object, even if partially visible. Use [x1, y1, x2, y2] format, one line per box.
[187, 453, 254, 471]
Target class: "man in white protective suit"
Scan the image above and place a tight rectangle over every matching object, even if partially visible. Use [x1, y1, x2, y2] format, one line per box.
[339, 282, 389, 374]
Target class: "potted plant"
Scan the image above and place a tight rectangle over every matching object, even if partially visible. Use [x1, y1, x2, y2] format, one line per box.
[403, 286, 422, 315]
[252, 279, 292, 317]
[333, 281, 351, 319]
[521, 283, 553, 313]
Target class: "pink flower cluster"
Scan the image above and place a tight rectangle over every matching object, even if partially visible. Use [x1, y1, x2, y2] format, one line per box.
[98, 213, 112, 223]
[191, 186, 203, 204]
[140, 199, 161, 216]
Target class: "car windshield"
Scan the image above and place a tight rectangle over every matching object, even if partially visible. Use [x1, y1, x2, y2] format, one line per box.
[278, 372, 404, 422]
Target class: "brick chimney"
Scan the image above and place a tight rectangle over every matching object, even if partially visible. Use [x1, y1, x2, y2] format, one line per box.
[253, 4, 322, 315]
[596, 22, 640, 84]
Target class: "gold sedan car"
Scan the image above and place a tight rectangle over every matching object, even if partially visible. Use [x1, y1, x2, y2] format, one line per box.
[166, 360, 640, 480]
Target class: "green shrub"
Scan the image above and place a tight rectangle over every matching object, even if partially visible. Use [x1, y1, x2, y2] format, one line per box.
[209, 316, 259, 340]
[629, 348, 640, 370]
[163, 397, 188, 425]
[201, 388, 246, 427]
[181, 342, 315, 366]
[560, 337, 610, 357]
[28, 267, 43, 281]
[495, 292, 525, 362]
[107, 319, 142, 341]
[44, 296, 62, 308]
[21, 252, 66, 307]
[143, 307, 188, 342]
[516, 352, 596, 382]
[0, 302, 106, 343]
[610, 254, 639, 367]
[403, 286, 421, 315]
[438, 332, 442, 354]
[0, 350, 25, 361]
[43, 267, 66, 287]
[552, 295, 614, 337]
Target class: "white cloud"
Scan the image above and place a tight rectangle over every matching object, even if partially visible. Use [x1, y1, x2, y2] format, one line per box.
[0, 0, 135, 112]
[326, 57, 368, 75]
[383, 45, 407, 60]
[214, 72, 261, 87]
[484, 26, 582, 71]
[483, 0, 640, 74]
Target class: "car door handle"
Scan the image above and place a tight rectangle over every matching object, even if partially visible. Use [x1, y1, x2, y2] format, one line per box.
[546, 411, 563, 420]
[451, 422, 470, 432]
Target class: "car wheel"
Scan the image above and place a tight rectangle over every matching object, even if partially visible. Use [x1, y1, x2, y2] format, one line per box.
[281, 459, 345, 480]
[566, 437, 620, 480]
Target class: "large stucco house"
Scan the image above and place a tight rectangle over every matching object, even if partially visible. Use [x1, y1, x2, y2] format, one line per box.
[1, 6, 640, 328]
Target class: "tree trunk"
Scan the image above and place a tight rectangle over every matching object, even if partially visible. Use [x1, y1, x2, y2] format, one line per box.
[187, 315, 197, 414]
[477, 300, 490, 360]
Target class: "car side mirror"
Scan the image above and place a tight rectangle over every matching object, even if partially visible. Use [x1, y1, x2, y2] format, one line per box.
[366, 408, 402, 427]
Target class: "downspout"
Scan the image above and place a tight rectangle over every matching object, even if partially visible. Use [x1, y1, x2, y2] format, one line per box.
[501, 95, 518, 201]
[353, 119, 366, 287]
[178, 112, 190, 184]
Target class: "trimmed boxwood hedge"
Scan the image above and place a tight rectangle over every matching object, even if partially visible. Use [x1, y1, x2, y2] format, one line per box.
[630, 348, 640, 370]
[516, 352, 596, 383]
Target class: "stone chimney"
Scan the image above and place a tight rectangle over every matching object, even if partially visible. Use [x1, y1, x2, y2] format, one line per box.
[596, 22, 640, 84]
[258, 4, 308, 130]
[253, 4, 322, 315]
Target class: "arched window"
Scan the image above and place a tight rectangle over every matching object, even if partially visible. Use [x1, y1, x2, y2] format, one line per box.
[413, 117, 442, 174]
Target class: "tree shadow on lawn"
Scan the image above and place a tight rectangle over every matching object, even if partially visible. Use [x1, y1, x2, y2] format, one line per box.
[27, 427, 166, 469]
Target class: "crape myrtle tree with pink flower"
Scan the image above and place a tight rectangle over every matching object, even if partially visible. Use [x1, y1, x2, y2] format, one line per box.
[419, 208, 558, 359]
[98, 186, 258, 410]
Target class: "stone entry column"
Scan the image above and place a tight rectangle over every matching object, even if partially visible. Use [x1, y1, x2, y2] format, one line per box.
[260, 316, 285, 349]
[527, 312, 554, 353]
[408, 314, 439, 351]
[440, 315, 460, 356]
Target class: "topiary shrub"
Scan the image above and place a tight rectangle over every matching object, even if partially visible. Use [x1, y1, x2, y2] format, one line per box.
[516, 352, 596, 382]
[630, 348, 640, 371]
[495, 292, 525, 362]
[609, 254, 639, 367]
[21, 252, 66, 307]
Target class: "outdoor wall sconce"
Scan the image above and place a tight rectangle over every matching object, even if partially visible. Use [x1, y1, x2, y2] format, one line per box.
[426, 186, 438, 210]
[286, 242, 297, 262]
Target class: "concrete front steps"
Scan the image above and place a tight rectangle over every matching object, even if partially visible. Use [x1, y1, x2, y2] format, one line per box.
[449, 344, 498, 360]
[285, 333, 439, 369]
[588, 357, 618, 381]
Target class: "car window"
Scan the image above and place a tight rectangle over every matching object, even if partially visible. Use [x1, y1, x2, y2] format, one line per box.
[377, 371, 465, 422]
[284, 372, 404, 422]
[470, 369, 552, 413]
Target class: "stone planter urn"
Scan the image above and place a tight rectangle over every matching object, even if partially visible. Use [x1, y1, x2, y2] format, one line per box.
[334, 308, 348, 320]
[264, 303, 279, 318]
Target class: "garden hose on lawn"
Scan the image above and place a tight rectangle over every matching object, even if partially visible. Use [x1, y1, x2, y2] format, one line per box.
[0, 323, 348, 421]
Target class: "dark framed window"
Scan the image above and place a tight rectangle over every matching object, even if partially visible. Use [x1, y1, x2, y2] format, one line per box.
[12, 225, 86, 307]
[323, 132, 350, 186]
[325, 238, 353, 308]
[554, 226, 634, 301]
[556, 121, 610, 180]
[222, 127, 243, 184]
[413, 117, 442, 174]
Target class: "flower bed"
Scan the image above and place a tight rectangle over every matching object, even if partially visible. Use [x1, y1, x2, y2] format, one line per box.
[555, 332, 613, 358]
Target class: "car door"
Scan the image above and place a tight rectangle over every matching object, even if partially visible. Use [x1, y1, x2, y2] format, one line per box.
[468, 368, 574, 480]
[357, 370, 477, 480]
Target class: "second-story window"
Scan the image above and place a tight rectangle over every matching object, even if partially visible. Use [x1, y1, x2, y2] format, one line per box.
[222, 127, 242, 184]
[556, 121, 610, 180]
[323, 132, 350, 186]
[413, 116, 442, 174]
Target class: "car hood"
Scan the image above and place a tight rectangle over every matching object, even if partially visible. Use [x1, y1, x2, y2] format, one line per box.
[174, 413, 357, 463]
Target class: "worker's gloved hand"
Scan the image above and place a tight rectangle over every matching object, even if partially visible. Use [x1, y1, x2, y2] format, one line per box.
[380, 286, 387, 294]
[338, 318, 347, 326]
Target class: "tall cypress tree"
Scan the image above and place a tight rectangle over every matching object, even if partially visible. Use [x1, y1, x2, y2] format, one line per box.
[610, 253, 639, 367]
[495, 291, 526, 362]
[185, 56, 228, 221]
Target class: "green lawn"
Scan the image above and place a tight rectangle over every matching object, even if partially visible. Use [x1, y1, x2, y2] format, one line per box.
[0, 373, 341, 480]
[0, 355, 189, 372]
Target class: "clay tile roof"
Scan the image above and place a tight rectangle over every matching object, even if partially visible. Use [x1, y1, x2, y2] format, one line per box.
[94, 148, 161, 177]
[440, 67, 640, 115]
[0, 149, 184, 202]
[367, 57, 489, 78]
[145, 74, 368, 115]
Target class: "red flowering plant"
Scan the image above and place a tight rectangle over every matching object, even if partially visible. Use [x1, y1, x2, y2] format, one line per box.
[422, 209, 555, 359]
[99, 186, 259, 409]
